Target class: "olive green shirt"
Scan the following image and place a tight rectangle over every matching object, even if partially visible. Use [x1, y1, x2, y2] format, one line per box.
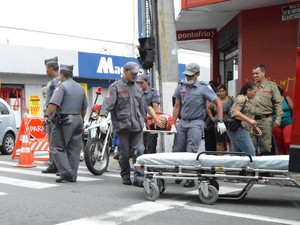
[252, 80, 282, 123]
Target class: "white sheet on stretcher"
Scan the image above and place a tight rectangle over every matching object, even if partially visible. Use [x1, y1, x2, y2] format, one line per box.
[136, 153, 290, 170]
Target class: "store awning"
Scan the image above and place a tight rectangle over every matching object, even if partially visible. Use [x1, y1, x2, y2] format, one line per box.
[176, 0, 299, 53]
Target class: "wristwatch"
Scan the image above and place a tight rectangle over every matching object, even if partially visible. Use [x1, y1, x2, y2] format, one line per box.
[217, 119, 223, 123]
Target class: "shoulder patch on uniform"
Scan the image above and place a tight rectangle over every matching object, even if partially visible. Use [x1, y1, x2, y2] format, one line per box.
[235, 95, 246, 102]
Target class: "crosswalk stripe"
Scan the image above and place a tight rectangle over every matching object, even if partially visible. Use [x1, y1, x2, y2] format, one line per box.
[0, 192, 7, 196]
[0, 176, 58, 189]
[0, 163, 101, 182]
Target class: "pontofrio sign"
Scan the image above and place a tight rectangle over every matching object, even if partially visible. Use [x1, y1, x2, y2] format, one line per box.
[176, 29, 217, 41]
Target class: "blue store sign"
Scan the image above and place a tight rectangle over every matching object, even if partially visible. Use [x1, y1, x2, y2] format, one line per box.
[78, 51, 186, 81]
[78, 52, 139, 80]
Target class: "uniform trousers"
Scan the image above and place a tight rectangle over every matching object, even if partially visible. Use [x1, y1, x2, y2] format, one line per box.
[50, 115, 83, 181]
[117, 131, 144, 182]
[172, 120, 204, 153]
[143, 132, 158, 154]
[250, 117, 273, 154]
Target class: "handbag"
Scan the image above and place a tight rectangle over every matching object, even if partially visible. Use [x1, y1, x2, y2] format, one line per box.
[225, 100, 246, 132]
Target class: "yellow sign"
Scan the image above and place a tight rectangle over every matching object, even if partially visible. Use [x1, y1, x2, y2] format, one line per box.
[29, 95, 41, 116]
[80, 83, 88, 97]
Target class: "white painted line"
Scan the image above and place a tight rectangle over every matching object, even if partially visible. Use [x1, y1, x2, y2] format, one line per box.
[0, 192, 7, 196]
[56, 200, 178, 225]
[0, 176, 58, 189]
[0, 165, 101, 182]
[56, 199, 300, 225]
[183, 204, 300, 225]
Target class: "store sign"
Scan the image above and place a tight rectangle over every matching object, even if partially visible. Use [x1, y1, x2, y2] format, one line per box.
[176, 29, 216, 41]
[78, 52, 139, 80]
[282, 4, 300, 21]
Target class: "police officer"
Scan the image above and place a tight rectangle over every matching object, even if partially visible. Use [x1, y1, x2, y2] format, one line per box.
[99, 61, 145, 187]
[251, 64, 282, 155]
[172, 62, 226, 187]
[42, 56, 60, 174]
[136, 74, 161, 154]
[43, 64, 88, 183]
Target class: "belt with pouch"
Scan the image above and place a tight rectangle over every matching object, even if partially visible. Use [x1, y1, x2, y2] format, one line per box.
[254, 113, 273, 120]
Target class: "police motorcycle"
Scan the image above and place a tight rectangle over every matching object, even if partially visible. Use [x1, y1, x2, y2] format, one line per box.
[84, 113, 113, 175]
[80, 87, 103, 161]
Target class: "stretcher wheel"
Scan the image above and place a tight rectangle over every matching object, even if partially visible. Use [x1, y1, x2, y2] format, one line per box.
[199, 185, 218, 205]
[157, 179, 166, 194]
[209, 179, 219, 191]
[144, 183, 159, 201]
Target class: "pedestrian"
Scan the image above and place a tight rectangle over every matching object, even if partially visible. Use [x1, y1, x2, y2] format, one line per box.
[99, 61, 146, 187]
[136, 74, 161, 154]
[273, 85, 293, 155]
[42, 86, 47, 113]
[251, 64, 283, 155]
[43, 64, 88, 182]
[206, 84, 233, 152]
[171, 62, 226, 187]
[41, 56, 60, 174]
[204, 81, 219, 151]
[226, 82, 262, 156]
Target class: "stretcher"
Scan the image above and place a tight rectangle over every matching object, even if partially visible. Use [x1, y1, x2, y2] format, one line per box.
[134, 151, 300, 205]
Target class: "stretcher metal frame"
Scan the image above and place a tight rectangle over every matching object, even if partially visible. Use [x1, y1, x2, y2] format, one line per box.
[135, 151, 300, 205]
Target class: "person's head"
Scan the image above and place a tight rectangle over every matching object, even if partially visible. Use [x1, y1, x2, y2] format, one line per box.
[253, 64, 266, 84]
[123, 62, 139, 83]
[44, 56, 59, 77]
[136, 74, 149, 91]
[42, 87, 46, 98]
[239, 82, 257, 99]
[59, 64, 73, 80]
[209, 81, 219, 93]
[216, 84, 228, 99]
[182, 62, 200, 86]
[277, 85, 284, 96]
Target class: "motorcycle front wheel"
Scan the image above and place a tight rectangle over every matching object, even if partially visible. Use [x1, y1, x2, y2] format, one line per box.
[84, 137, 109, 175]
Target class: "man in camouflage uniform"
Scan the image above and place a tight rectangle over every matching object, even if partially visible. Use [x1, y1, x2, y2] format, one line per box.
[99, 62, 145, 187]
[251, 64, 282, 155]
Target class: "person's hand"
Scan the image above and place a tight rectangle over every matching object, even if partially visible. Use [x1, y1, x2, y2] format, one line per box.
[254, 126, 262, 136]
[171, 124, 177, 133]
[273, 120, 280, 128]
[153, 116, 166, 129]
[99, 118, 108, 134]
[217, 121, 227, 134]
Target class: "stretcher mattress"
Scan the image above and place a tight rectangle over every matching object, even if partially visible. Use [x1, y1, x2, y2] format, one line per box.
[136, 153, 290, 170]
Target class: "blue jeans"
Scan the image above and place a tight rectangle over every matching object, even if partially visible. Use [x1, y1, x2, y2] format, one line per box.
[227, 127, 255, 156]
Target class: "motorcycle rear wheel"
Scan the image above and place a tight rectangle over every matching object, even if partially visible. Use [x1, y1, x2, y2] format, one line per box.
[84, 137, 109, 175]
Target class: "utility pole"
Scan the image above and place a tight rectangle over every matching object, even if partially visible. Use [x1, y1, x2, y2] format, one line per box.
[152, 0, 179, 152]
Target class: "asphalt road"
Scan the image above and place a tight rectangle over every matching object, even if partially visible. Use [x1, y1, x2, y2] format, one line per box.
[0, 154, 300, 225]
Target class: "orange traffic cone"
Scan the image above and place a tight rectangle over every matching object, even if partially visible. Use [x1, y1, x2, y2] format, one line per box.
[15, 134, 36, 168]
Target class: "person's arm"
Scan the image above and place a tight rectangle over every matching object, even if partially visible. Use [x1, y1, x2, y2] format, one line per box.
[206, 102, 216, 122]
[172, 99, 181, 125]
[148, 106, 165, 128]
[286, 96, 294, 111]
[273, 85, 283, 127]
[212, 97, 223, 121]
[152, 102, 159, 112]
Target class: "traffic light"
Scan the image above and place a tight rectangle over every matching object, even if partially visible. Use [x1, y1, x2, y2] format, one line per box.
[137, 37, 155, 69]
